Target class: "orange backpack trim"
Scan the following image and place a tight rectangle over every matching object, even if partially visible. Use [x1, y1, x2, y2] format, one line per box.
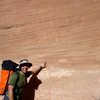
[0, 70, 13, 95]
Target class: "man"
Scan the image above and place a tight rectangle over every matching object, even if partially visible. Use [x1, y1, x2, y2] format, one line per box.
[4, 59, 46, 100]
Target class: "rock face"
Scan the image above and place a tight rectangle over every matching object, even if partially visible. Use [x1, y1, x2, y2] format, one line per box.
[0, 0, 100, 99]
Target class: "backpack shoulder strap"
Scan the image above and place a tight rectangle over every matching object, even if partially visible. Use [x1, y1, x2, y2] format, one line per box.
[15, 71, 19, 84]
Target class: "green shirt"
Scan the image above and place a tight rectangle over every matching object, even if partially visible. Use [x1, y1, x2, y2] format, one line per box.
[7, 71, 26, 100]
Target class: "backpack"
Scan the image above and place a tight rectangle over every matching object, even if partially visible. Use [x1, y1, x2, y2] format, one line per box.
[0, 60, 19, 95]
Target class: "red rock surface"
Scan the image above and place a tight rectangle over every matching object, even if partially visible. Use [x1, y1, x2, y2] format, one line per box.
[0, 0, 100, 99]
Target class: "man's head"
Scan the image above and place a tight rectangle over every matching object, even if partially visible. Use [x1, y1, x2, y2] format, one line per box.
[19, 59, 32, 73]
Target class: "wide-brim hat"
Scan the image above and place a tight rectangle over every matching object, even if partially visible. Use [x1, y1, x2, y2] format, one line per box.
[19, 59, 32, 68]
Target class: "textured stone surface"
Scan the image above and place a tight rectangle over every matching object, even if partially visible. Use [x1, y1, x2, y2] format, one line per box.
[0, 0, 100, 99]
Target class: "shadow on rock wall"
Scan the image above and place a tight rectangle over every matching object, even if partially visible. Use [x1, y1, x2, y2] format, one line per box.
[22, 76, 42, 100]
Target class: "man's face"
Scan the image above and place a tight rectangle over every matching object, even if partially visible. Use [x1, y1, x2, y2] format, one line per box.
[21, 65, 29, 74]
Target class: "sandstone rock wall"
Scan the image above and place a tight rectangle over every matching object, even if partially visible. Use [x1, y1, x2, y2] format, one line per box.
[0, 0, 100, 99]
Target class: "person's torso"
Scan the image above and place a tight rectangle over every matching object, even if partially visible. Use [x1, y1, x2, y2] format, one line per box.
[6, 71, 26, 100]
